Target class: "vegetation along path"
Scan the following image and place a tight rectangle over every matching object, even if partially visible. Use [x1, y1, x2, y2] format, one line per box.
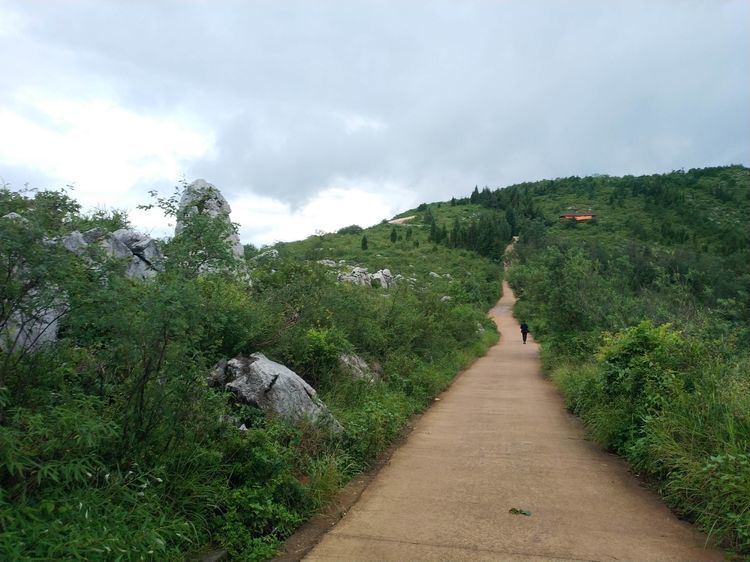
[305, 282, 722, 561]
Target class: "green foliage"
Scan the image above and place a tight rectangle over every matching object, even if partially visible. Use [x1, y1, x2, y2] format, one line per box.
[507, 166, 750, 554]
[0, 183, 502, 560]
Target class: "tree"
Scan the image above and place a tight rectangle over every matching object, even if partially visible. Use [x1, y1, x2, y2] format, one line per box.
[361, 234, 368, 250]
[390, 227, 397, 243]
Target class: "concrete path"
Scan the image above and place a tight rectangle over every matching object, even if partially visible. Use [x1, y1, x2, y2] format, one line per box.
[305, 282, 722, 561]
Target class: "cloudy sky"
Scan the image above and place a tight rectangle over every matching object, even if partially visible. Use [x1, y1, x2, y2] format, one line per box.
[1, 1, 748, 245]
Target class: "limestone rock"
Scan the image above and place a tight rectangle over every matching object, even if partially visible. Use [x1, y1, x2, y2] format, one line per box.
[62, 228, 163, 279]
[112, 229, 163, 271]
[254, 249, 279, 261]
[338, 267, 372, 287]
[371, 269, 395, 289]
[82, 227, 108, 243]
[429, 271, 441, 278]
[316, 259, 337, 267]
[62, 231, 88, 252]
[2, 212, 28, 223]
[338, 353, 377, 383]
[176, 179, 244, 259]
[210, 353, 342, 432]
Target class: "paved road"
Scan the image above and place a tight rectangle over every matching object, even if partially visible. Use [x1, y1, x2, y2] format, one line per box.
[306, 282, 722, 561]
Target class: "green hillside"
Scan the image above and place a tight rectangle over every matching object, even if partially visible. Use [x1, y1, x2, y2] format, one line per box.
[501, 165, 749, 555]
[0, 186, 502, 561]
[1, 165, 747, 560]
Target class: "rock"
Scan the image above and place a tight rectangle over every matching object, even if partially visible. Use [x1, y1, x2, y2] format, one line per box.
[62, 231, 88, 252]
[112, 229, 164, 270]
[338, 267, 372, 287]
[429, 271, 441, 278]
[208, 358, 229, 386]
[100, 235, 133, 260]
[176, 179, 244, 259]
[253, 249, 279, 261]
[1, 300, 63, 353]
[62, 227, 163, 279]
[371, 268, 395, 289]
[338, 353, 377, 383]
[2, 212, 28, 223]
[82, 227, 108, 243]
[443, 273, 453, 280]
[441, 295, 452, 302]
[316, 259, 337, 267]
[210, 354, 342, 432]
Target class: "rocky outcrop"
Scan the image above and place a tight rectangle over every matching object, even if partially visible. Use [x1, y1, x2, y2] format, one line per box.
[176, 179, 244, 259]
[371, 269, 395, 289]
[337, 267, 396, 289]
[338, 353, 377, 383]
[209, 353, 342, 432]
[338, 267, 372, 287]
[61, 228, 164, 280]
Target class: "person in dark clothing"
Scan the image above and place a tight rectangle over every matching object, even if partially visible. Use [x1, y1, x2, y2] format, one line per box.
[520, 322, 529, 344]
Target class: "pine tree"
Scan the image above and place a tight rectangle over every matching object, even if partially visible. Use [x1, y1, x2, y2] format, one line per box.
[361, 234, 368, 250]
[390, 227, 397, 243]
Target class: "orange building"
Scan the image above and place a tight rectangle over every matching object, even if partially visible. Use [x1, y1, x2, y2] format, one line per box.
[559, 213, 595, 222]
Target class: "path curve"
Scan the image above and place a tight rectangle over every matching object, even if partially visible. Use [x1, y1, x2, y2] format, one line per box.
[305, 282, 722, 561]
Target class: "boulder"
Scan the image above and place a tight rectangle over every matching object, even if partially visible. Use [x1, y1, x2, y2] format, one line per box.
[2, 212, 28, 223]
[112, 229, 164, 270]
[371, 268, 395, 289]
[338, 353, 377, 383]
[176, 179, 244, 259]
[62, 231, 88, 253]
[255, 249, 279, 261]
[82, 227, 108, 243]
[338, 267, 372, 287]
[429, 271, 441, 278]
[100, 233, 134, 260]
[316, 259, 337, 268]
[209, 353, 342, 432]
[441, 295, 453, 302]
[1, 299, 63, 353]
[62, 228, 163, 279]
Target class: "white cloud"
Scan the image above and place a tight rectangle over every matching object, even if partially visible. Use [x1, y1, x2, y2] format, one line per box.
[233, 181, 416, 246]
[0, 94, 212, 208]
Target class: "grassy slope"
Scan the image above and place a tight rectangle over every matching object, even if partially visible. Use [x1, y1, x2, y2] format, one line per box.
[504, 165, 750, 555]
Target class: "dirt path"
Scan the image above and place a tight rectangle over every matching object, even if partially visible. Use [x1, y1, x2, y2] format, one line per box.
[305, 282, 722, 561]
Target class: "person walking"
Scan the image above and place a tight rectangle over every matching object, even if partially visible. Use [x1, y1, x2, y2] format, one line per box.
[520, 321, 529, 344]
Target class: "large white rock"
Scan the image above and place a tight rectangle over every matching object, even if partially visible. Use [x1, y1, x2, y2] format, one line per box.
[176, 179, 244, 259]
[112, 229, 164, 271]
[337, 267, 372, 287]
[209, 353, 342, 432]
[371, 268, 395, 289]
[338, 353, 377, 383]
[62, 231, 87, 253]
[62, 228, 164, 279]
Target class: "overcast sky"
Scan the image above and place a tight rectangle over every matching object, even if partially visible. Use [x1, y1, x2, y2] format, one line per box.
[1, 1, 748, 245]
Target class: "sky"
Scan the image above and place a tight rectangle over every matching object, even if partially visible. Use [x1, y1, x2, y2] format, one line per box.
[1, 1, 748, 246]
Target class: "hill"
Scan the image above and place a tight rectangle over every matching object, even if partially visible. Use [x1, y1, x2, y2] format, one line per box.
[1, 165, 747, 560]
